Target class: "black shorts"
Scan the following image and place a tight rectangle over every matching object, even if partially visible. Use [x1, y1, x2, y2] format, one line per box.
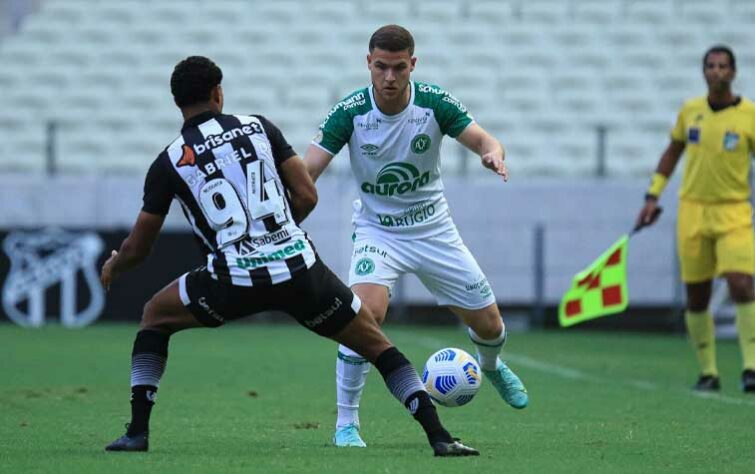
[178, 258, 360, 337]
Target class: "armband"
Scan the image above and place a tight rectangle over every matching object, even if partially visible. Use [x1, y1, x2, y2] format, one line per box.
[646, 173, 668, 198]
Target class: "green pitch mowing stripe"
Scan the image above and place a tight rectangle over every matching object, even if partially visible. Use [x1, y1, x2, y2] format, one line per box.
[1, 323, 754, 473]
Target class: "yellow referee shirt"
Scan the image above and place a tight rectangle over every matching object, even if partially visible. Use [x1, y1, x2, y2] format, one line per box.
[671, 96, 755, 202]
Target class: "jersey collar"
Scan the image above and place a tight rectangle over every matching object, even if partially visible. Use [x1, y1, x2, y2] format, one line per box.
[707, 96, 741, 113]
[368, 81, 415, 121]
[181, 111, 221, 132]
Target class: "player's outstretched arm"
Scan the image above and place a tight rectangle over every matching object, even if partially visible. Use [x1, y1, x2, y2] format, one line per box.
[635, 140, 685, 229]
[100, 211, 165, 290]
[456, 123, 508, 181]
[280, 155, 318, 224]
[303, 144, 335, 183]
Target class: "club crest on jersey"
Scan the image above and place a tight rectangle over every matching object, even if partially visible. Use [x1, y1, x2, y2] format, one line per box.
[176, 144, 196, 167]
[723, 131, 739, 151]
[411, 134, 431, 154]
[687, 127, 701, 144]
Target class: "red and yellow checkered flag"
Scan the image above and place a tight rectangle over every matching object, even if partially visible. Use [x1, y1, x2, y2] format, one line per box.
[558, 235, 629, 327]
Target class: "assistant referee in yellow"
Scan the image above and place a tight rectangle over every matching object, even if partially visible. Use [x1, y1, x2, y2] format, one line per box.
[637, 45, 755, 393]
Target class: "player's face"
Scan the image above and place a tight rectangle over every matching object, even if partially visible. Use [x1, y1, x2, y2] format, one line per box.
[704, 52, 735, 93]
[368, 48, 416, 103]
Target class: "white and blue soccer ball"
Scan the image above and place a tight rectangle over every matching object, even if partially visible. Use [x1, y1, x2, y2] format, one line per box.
[422, 348, 482, 407]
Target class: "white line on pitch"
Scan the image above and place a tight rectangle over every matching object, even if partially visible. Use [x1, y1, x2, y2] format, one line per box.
[400, 334, 755, 408]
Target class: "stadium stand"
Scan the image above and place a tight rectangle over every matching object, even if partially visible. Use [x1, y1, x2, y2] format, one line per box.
[0, 0, 753, 176]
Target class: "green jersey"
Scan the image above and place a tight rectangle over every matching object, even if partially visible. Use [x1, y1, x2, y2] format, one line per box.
[313, 81, 474, 238]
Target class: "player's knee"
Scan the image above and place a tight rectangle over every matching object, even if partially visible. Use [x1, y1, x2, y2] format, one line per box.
[139, 299, 173, 333]
[728, 278, 754, 303]
[470, 310, 503, 339]
[360, 300, 385, 326]
[371, 307, 386, 326]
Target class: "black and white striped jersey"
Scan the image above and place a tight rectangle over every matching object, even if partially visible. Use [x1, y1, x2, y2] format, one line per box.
[142, 111, 316, 286]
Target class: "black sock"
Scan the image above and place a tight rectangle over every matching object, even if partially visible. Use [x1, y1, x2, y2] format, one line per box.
[404, 390, 452, 445]
[374, 346, 453, 445]
[129, 385, 157, 435]
[128, 330, 170, 435]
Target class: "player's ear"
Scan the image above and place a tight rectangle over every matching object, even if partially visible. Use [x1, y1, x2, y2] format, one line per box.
[410, 56, 417, 72]
[367, 53, 372, 68]
[213, 85, 224, 111]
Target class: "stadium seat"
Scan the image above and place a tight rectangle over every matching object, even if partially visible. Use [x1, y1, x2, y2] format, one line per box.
[466, 0, 516, 24]
[0, 0, 749, 175]
[624, 0, 674, 25]
[571, 0, 620, 24]
[679, 0, 726, 25]
[520, 0, 571, 25]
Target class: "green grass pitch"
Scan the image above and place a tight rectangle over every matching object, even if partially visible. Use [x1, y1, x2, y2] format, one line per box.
[2, 322, 754, 473]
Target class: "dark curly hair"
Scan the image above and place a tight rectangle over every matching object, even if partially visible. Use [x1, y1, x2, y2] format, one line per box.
[170, 56, 223, 107]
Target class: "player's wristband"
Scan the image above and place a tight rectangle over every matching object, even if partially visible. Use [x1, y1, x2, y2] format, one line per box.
[646, 173, 668, 199]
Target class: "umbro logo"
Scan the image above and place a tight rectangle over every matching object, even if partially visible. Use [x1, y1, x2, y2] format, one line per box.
[360, 143, 379, 157]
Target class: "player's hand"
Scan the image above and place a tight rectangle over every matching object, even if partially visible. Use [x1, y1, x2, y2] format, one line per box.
[481, 149, 508, 182]
[635, 198, 661, 230]
[101, 250, 119, 291]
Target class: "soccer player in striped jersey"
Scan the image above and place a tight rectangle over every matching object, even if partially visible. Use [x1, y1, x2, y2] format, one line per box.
[637, 45, 755, 393]
[304, 25, 528, 448]
[102, 56, 478, 456]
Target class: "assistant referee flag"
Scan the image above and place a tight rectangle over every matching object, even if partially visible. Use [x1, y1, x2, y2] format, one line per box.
[559, 235, 629, 327]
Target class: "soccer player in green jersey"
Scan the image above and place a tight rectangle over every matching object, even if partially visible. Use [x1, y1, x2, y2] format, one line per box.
[304, 25, 529, 447]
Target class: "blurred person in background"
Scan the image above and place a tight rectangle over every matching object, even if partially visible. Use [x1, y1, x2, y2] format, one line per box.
[304, 24, 528, 448]
[101, 55, 478, 457]
[636, 45, 755, 393]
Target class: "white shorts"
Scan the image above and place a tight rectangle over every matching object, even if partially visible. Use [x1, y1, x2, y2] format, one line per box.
[348, 226, 496, 310]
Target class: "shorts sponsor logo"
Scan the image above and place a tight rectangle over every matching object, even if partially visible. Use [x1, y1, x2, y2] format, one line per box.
[724, 131, 739, 151]
[466, 276, 492, 298]
[353, 244, 388, 258]
[355, 258, 375, 276]
[361, 163, 430, 196]
[306, 297, 342, 328]
[378, 202, 436, 228]
[235, 239, 307, 269]
[198, 296, 224, 322]
[411, 134, 432, 154]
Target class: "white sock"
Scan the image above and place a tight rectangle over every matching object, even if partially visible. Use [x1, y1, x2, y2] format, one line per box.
[336, 344, 370, 428]
[468, 327, 506, 371]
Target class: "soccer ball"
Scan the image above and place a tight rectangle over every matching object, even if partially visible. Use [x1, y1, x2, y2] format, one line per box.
[422, 348, 482, 407]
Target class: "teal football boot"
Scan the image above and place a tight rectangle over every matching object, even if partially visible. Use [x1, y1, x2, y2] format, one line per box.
[482, 359, 528, 409]
[333, 423, 367, 448]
